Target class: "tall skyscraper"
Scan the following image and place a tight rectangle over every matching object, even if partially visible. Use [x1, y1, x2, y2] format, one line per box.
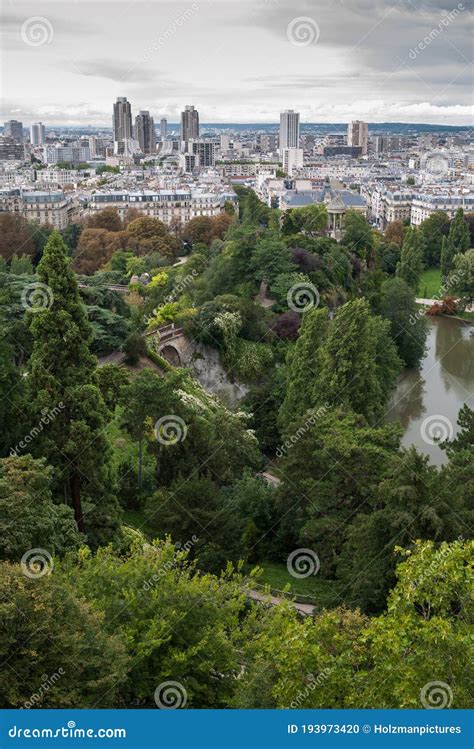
[135, 110, 156, 154]
[113, 97, 133, 152]
[180, 105, 199, 143]
[30, 122, 46, 146]
[160, 118, 168, 139]
[279, 110, 300, 152]
[4, 120, 23, 143]
[347, 120, 368, 155]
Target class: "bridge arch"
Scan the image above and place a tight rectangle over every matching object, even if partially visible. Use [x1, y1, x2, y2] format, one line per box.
[159, 343, 182, 367]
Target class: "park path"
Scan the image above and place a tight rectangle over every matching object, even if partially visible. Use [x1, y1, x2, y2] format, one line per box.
[247, 589, 315, 616]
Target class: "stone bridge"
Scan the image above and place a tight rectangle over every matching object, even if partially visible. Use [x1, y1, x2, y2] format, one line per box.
[146, 324, 248, 405]
[145, 323, 196, 368]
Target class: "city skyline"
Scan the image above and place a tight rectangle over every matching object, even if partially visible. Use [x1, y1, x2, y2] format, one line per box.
[1, 0, 473, 127]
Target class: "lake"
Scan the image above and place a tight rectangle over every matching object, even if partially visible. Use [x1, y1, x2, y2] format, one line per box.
[387, 316, 474, 465]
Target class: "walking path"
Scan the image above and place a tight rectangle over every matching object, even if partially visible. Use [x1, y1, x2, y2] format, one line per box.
[247, 589, 315, 616]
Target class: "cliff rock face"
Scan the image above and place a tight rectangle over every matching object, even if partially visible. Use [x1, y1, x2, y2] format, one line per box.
[188, 343, 249, 407]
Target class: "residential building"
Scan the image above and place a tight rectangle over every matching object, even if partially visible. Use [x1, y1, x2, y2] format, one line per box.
[160, 118, 168, 138]
[190, 140, 216, 167]
[0, 138, 25, 161]
[411, 192, 474, 225]
[281, 147, 303, 176]
[347, 120, 368, 155]
[89, 188, 237, 225]
[30, 122, 46, 146]
[279, 110, 300, 152]
[180, 105, 199, 144]
[43, 145, 91, 165]
[0, 188, 78, 228]
[135, 111, 156, 154]
[4, 120, 23, 143]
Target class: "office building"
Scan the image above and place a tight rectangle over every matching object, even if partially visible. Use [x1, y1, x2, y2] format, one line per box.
[30, 122, 46, 146]
[181, 105, 199, 144]
[160, 118, 168, 138]
[279, 110, 300, 152]
[135, 110, 156, 154]
[113, 97, 133, 153]
[347, 120, 368, 155]
[4, 120, 23, 143]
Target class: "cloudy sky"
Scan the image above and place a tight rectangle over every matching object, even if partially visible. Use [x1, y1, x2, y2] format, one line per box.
[1, 0, 473, 126]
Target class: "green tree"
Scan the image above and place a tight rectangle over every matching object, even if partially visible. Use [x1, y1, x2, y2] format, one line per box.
[279, 308, 329, 430]
[9, 254, 33, 275]
[396, 226, 424, 289]
[448, 207, 471, 254]
[0, 562, 129, 707]
[440, 235, 456, 279]
[65, 540, 249, 707]
[419, 210, 450, 266]
[0, 456, 81, 561]
[27, 231, 121, 546]
[274, 408, 401, 571]
[317, 299, 401, 423]
[379, 277, 426, 367]
[353, 539, 473, 708]
[448, 249, 474, 307]
[338, 447, 465, 613]
[342, 210, 374, 260]
[250, 235, 294, 285]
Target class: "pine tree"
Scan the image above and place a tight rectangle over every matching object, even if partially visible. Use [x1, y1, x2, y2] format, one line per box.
[27, 231, 120, 545]
[440, 235, 455, 279]
[448, 207, 471, 255]
[278, 308, 329, 431]
[396, 226, 424, 290]
[317, 299, 401, 423]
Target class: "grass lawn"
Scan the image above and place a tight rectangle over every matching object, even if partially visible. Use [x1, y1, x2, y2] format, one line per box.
[418, 267, 441, 298]
[250, 561, 341, 609]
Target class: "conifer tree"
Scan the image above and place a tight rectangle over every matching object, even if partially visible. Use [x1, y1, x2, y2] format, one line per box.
[28, 231, 120, 545]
